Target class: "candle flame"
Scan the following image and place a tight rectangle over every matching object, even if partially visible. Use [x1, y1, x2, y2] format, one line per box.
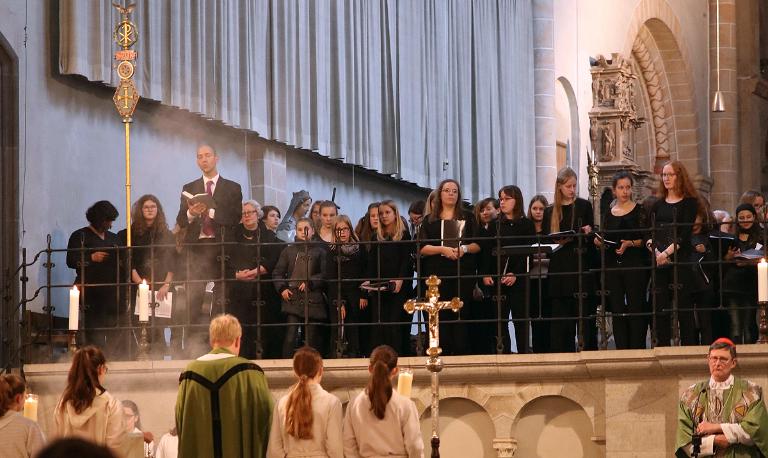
[141, 279, 147, 285]
[72, 286, 78, 292]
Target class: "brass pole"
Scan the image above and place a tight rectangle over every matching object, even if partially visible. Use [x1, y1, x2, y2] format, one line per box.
[124, 120, 132, 247]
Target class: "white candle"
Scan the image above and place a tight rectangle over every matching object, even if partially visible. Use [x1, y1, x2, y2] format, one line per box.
[69, 286, 79, 331]
[23, 394, 38, 422]
[138, 280, 150, 322]
[397, 369, 413, 398]
[759, 259, 768, 302]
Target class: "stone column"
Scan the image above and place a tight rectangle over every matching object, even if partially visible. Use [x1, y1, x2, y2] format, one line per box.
[533, 0, 556, 200]
[493, 438, 518, 457]
[246, 135, 288, 211]
[709, 0, 739, 211]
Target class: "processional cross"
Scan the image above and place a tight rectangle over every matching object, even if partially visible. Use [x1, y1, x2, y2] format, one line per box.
[403, 275, 462, 458]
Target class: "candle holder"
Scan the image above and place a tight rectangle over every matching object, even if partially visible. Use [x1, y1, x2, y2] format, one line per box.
[758, 301, 768, 344]
[68, 330, 79, 354]
[136, 321, 150, 361]
[403, 275, 462, 458]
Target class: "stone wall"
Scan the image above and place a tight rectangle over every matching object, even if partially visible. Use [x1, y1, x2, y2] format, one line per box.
[24, 345, 768, 457]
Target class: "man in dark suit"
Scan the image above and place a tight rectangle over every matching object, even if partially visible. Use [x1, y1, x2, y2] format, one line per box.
[176, 144, 242, 354]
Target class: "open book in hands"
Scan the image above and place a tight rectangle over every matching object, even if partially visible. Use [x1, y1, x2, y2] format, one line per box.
[181, 191, 217, 209]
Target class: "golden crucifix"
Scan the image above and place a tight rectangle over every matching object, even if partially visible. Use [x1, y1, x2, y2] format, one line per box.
[403, 275, 462, 458]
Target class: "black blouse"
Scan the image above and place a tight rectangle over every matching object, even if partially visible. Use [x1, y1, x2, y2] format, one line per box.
[650, 197, 698, 260]
[418, 212, 480, 278]
[601, 204, 648, 267]
[541, 198, 594, 297]
[66, 226, 119, 286]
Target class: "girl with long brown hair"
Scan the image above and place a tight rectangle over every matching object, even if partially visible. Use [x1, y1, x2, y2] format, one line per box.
[527, 195, 552, 353]
[647, 160, 699, 346]
[355, 203, 380, 250]
[541, 167, 595, 352]
[118, 194, 176, 357]
[267, 346, 343, 458]
[343, 345, 423, 457]
[54, 346, 125, 453]
[366, 201, 413, 355]
[481, 185, 536, 354]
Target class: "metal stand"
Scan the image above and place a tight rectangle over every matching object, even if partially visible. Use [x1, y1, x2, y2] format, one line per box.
[404, 275, 462, 458]
[137, 321, 150, 361]
[758, 301, 768, 344]
[68, 330, 78, 354]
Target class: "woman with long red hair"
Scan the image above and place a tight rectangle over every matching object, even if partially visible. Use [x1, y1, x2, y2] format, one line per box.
[647, 160, 700, 346]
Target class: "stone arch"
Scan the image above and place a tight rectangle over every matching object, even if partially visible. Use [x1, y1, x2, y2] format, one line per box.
[513, 395, 604, 457]
[623, 0, 704, 176]
[555, 76, 581, 172]
[419, 397, 496, 458]
[0, 30, 19, 370]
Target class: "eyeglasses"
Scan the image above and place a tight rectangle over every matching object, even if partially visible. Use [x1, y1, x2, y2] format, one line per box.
[242, 211, 258, 216]
[708, 356, 732, 364]
[336, 227, 351, 233]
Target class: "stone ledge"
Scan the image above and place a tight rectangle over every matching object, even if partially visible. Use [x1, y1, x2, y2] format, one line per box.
[25, 344, 768, 387]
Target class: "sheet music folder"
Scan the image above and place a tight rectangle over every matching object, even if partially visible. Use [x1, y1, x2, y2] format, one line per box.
[493, 244, 556, 256]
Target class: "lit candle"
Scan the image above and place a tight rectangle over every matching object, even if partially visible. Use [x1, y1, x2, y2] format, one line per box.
[759, 259, 768, 302]
[138, 280, 150, 322]
[397, 369, 413, 397]
[69, 286, 79, 331]
[23, 393, 38, 422]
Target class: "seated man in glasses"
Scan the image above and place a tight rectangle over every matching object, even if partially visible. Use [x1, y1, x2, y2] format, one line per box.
[675, 337, 768, 457]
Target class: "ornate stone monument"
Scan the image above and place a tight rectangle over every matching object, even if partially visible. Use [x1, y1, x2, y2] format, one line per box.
[588, 53, 650, 222]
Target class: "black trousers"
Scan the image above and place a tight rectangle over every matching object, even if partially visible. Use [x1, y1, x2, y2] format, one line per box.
[368, 289, 411, 356]
[83, 285, 126, 360]
[328, 287, 364, 357]
[606, 266, 648, 349]
[652, 266, 696, 346]
[530, 279, 551, 353]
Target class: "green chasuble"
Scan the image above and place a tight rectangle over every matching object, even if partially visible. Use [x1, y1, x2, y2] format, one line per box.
[176, 348, 274, 458]
[676, 377, 768, 457]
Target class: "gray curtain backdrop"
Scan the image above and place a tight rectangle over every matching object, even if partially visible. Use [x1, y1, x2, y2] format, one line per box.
[59, 0, 535, 201]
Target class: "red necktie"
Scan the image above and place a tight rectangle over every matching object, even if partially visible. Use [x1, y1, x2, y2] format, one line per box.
[202, 180, 215, 236]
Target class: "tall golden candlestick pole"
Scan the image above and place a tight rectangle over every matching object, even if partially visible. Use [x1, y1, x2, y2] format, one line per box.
[404, 275, 462, 458]
[112, 3, 147, 359]
[112, 2, 139, 247]
[587, 149, 608, 349]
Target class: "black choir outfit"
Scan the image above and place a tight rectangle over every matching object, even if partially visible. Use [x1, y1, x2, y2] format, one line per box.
[326, 240, 368, 357]
[367, 229, 414, 356]
[542, 198, 594, 353]
[600, 204, 649, 350]
[722, 214, 760, 344]
[117, 225, 177, 357]
[649, 197, 698, 346]
[66, 226, 122, 357]
[481, 216, 536, 353]
[418, 213, 479, 355]
[226, 221, 284, 359]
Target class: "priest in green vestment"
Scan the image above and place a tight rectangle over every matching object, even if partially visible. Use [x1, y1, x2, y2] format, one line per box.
[176, 314, 273, 458]
[676, 338, 768, 457]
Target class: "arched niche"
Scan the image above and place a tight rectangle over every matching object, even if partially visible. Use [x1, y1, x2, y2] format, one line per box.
[555, 77, 580, 173]
[420, 397, 496, 458]
[512, 395, 604, 458]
